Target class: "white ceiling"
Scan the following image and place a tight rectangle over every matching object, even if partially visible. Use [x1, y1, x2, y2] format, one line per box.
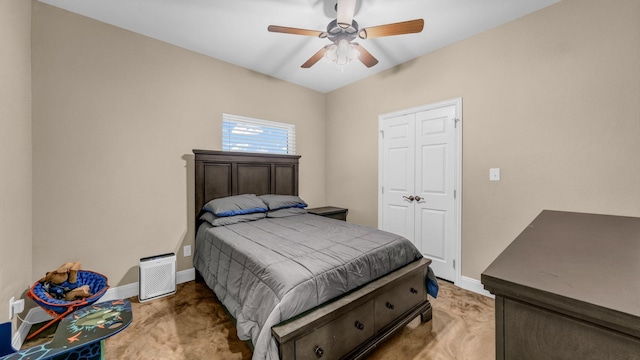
[39, 0, 559, 93]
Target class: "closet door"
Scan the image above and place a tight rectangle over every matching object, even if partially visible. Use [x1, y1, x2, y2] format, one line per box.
[414, 106, 457, 282]
[379, 99, 460, 283]
[380, 114, 415, 241]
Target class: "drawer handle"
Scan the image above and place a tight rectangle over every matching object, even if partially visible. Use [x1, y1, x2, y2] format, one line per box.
[314, 346, 324, 358]
[354, 320, 365, 330]
[386, 302, 395, 310]
[410, 287, 419, 294]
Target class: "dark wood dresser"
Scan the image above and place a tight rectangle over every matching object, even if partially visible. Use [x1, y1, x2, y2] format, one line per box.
[481, 210, 640, 360]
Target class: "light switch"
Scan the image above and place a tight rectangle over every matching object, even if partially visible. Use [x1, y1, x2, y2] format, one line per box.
[490, 168, 501, 181]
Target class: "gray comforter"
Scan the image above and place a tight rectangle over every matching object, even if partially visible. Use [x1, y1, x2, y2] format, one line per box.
[193, 214, 423, 360]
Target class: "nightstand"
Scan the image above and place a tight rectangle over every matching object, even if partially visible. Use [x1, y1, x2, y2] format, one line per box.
[307, 206, 348, 221]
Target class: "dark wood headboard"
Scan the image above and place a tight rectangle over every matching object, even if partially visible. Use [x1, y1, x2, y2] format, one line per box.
[193, 150, 301, 218]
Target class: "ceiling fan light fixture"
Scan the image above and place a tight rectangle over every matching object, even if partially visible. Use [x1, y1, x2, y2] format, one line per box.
[336, 39, 350, 65]
[349, 45, 361, 59]
[325, 39, 359, 66]
[325, 44, 338, 61]
[338, 39, 350, 55]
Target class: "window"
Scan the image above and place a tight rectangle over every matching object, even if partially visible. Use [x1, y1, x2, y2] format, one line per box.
[222, 114, 296, 155]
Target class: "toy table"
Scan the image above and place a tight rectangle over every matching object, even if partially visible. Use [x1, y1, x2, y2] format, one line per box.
[0, 299, 132, 360]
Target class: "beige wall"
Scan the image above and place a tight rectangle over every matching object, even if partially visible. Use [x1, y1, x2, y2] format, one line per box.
[326, 0, 640, 280]
[31, 2, 326, 286]
[0, 0, 32, 323]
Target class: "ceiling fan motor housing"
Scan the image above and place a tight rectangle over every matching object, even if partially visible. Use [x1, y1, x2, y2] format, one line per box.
[326, 19, 359, 43]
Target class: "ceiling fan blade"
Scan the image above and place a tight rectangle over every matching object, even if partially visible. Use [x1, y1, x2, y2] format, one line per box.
[301, 47, 328, 68]
[353, 44, 378, 68]
[337, 0, 356, 28]
[268, 25, 326, 38]
[359, 19, 424, 39]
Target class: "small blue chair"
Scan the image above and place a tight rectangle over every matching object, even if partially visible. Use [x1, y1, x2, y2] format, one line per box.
[26, 270, 109, 341]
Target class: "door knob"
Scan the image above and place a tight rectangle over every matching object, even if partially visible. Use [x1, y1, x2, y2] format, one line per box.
[403, 195, 415, 201]
[414, 196, 422, 201]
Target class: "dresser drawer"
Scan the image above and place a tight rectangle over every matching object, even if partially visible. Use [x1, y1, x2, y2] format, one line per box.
[374, 272, 424, 331]
[295, 300, 374, 360]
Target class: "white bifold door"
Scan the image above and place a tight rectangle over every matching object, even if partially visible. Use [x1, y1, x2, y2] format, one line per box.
[379, 99, 461, 282]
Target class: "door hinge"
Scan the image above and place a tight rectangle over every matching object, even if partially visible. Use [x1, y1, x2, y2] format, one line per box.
[381, 186, 384, 194]
[454, 189, 456, 199]
[453, 259, 456, 270]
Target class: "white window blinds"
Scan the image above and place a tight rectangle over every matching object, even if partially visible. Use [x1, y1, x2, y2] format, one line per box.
[222, 114, 296, 155]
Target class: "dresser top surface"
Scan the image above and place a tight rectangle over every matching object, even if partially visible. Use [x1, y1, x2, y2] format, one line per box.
[482, 210, 640, 319]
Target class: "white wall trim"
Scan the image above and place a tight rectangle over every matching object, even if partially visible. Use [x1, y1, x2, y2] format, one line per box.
[101, 282, 139, 302]
[176, 267, 196, 284]
[13, 268, 196, 350]
[457, 276, 494, 298]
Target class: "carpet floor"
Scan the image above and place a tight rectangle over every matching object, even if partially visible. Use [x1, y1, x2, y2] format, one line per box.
[100, 279, 494, 359]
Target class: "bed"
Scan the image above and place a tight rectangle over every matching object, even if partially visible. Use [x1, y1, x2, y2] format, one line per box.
[192, 149, 433, 360]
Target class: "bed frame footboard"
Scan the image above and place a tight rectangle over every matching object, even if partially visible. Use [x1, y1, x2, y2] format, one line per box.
[272, 258, 433, 360]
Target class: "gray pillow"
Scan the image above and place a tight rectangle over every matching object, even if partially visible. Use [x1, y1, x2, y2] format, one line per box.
[267, 208, 307, 218]
[258, 194, 308, 211]
[200, 211, 266, 227]
[203, 194, 267, 217]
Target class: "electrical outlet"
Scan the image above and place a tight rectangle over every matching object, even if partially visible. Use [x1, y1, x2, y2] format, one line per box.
[490, 168, 501, 181]
[184, 245, 192, 257]
[8, 297, 25, 320]
[12, 299, 24, 316]
[8, 296, 14, 320]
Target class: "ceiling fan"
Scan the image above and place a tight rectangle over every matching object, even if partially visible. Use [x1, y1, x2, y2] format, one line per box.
[267, 0, 424, 68]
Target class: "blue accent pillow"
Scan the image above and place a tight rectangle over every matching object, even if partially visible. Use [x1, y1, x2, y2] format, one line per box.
[258, 194, 308, 211]
[203, 194, 268, 217]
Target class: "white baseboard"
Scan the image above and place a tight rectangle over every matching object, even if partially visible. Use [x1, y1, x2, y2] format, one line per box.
[13, 268, 196, 350]
[176, 267, 196, 285]
[100, 282, 139, 302]
[457, 276, 494, 298]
